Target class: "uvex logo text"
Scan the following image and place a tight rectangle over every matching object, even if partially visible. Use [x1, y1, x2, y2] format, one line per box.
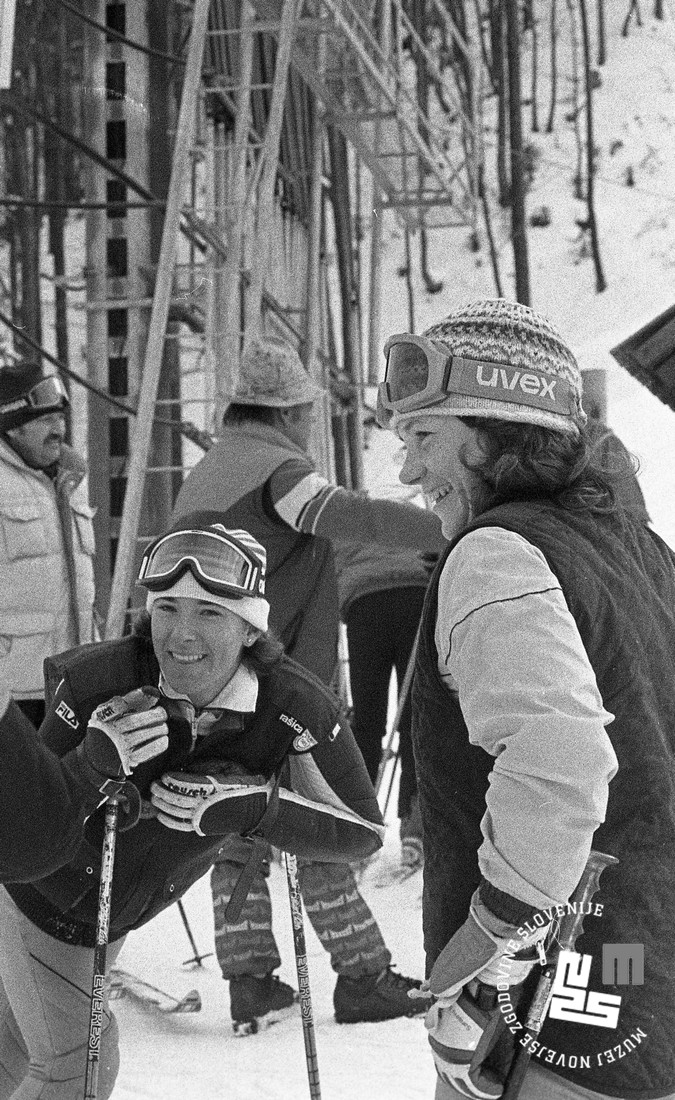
[475, 364, 558, 401]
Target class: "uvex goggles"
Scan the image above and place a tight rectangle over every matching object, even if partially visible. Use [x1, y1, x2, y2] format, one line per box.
[138, 526, 266, 600]
[0, 375, 69, 419]
[376, 333, 576, 427]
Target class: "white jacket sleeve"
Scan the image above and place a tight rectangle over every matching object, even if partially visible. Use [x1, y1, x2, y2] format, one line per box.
[436, 527, 618, 909]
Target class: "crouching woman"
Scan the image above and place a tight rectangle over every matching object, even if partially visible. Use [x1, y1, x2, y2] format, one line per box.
[0, 517, 384, 1100]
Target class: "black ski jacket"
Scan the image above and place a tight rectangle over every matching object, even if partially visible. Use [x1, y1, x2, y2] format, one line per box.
[6, 634, 383, 946]
[0, 700, 101, 882]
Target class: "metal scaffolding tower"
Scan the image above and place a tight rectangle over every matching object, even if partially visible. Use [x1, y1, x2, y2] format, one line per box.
[92, 0, 483, 636]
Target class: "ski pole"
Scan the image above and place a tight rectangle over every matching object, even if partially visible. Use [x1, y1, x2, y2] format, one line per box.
[502, 849, 619, 1100]
[375, 625, 420, 800]
[285, 853, 321, 1100]
[177, 899, 213, 967]
[84, 795, 120, 1100]
[381, 740, 401, 822]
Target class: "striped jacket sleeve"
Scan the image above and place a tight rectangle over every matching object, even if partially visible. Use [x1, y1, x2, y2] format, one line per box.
[252, 661, 385, 862]
[270, 459, 445, 552]
[268, 704, 386, 862]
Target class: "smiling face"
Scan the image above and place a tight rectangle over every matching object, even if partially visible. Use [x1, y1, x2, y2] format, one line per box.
[397, 415, 486, 538]
[151, 596, 258, 707]
[7, 410, 67, 468]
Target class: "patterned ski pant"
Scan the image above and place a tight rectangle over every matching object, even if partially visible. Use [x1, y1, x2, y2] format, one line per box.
[212, 836, 390, 980]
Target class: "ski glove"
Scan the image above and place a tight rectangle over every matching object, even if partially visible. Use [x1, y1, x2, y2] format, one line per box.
[428, 891, 549, 1001]
[79, 688, 169, 793]
[150, 763, 274, 836]
[426, 988, 503, 1100]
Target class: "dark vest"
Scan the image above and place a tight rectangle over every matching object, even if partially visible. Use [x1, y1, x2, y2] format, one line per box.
[414, 500, 675, 1097]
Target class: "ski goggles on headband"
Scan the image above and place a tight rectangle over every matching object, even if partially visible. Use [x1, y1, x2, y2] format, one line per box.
[137, 526, 266, 599]
[376, 333, 576, 427]
[0, 375, 69, 418]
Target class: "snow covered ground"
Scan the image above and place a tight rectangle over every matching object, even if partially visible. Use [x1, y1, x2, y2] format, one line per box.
[112, 795, 434, 1100]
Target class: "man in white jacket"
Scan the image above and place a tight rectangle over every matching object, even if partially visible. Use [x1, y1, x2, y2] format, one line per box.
[0, 362, 97, 726]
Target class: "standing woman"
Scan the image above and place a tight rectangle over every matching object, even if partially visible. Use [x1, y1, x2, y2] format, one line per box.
[0, 518, 383, 1100]
[378, 299, 675, 1100]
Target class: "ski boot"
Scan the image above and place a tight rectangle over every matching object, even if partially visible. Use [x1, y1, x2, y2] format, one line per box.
[229, 972, 299, 1036]
[333, 966, 432, 1023]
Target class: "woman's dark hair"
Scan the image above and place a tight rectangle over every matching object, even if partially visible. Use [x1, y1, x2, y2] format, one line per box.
[244, 630, 284, 674]
[133, 611, 284, 676]
[459, 417, 640, 516]
[222, 403, 280, 428]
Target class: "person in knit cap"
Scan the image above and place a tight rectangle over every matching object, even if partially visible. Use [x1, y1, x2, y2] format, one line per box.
[378, 299, 675, 1100]
[0, 361, 97, 727]
[0, 515, 385, 1099]
[173, 334, 443, 1027]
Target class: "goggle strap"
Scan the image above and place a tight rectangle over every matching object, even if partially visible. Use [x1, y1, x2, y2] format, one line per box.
[448, 357, 575, 416]
[382, 337, 575, 419]
[139, 529, 264, 597]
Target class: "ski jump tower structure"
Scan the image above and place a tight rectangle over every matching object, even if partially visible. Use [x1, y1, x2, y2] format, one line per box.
[82, 0, 484, 636]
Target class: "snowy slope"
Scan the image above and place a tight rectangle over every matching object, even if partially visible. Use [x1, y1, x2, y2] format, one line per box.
[112, 802, 434, 1100]
[371, 9, 675, 543]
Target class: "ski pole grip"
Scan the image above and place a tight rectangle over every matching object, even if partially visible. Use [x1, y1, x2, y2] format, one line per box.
[502, 848, 619, 1100]
[557, 849, 619, 953]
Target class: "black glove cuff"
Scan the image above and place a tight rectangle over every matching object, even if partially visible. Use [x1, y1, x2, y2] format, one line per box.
[478, 877, 541, 926]
[73, 743, 124, 798]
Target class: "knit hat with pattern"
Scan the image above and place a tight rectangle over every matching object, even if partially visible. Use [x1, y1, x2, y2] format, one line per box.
[232, 336, 324, 408]
[400, 299, 586, 435]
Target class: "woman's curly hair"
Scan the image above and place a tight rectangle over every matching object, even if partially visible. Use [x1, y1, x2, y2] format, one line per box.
[459, 418, 639, 516]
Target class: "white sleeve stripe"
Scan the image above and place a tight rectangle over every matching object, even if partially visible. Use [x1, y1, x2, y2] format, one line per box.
[300, 485, 339, 533]
[279, 788, 386, 841]
[273, 473, 334, 530]
[287, 753, 384, 836]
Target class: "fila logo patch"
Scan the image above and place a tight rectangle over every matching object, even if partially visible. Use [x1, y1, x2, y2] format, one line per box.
[56, 700, 79, 730]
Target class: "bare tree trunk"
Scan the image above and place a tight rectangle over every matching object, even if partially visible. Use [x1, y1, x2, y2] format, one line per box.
[494, 0, 510, 206]
[327, 125, 365, 488]
[420, 228, 443, 294]
[546, 0, 559, 132]
[475, 0, 499, 95]
[478, 164, 505, 297]
[505, 0, 531, 303]
[578, 0, 607, 291]
[15, 127, 43, 343]
[565, 0, 584, 198]
[410, 0, 443, 295]
[654, 0, 664, 18]
[596, 0, 607, 64]
[403, 227, 415, 333]
[622, 0, 643, 35]
[531, 6, 539, 132]
[49, 213, 69, 370]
